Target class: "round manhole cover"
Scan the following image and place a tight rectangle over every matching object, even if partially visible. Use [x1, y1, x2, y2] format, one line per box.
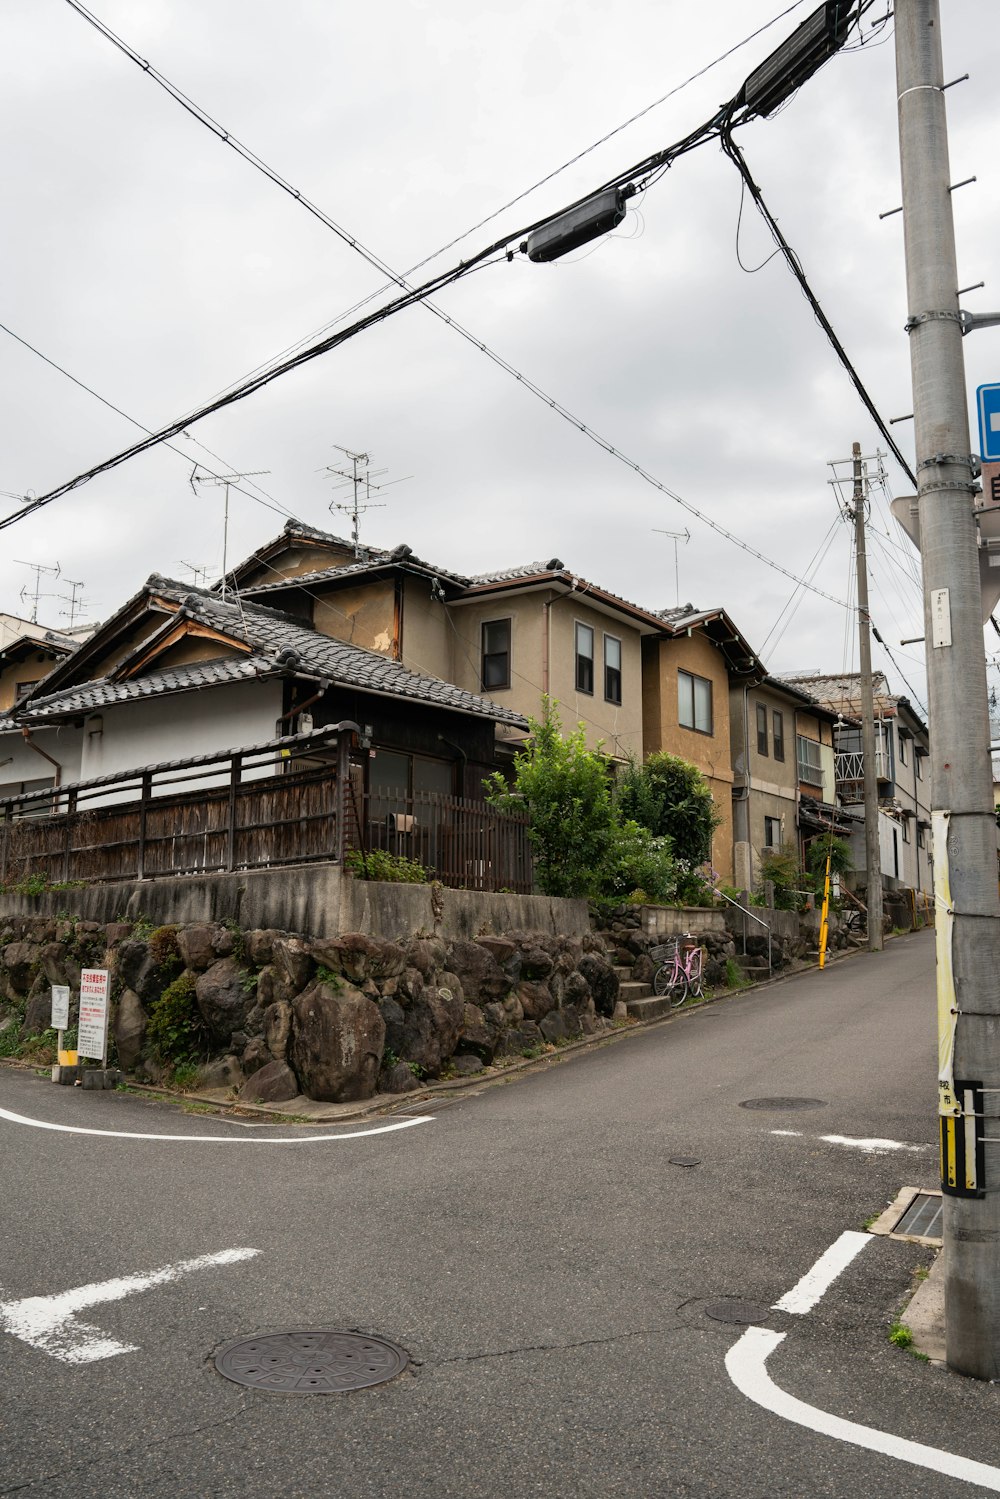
[214, 1331, 409, 1393]
[703, 1300, 771, 1325]
[739, 1097, 827, 1111]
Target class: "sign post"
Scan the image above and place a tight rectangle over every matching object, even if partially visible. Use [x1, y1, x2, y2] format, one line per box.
[78, 969, 111, 1070]
[50, 984, 71, 1082]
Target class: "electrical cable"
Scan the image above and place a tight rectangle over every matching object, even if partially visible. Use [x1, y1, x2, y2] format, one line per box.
[720, 128, 918, 490]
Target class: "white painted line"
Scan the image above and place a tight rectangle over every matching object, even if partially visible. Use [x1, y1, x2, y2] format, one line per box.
[726, 1327, 1000, 1492]
[819, 1135, 928, 1155]
[0, 1103, 433, 1144]
[769, 1130, 929, 1155]
[0, 1248, 259, 1364]
[772, 1230, 870, 1315]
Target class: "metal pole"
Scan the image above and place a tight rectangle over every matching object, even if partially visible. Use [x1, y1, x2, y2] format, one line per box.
[895, 0, 1000, 1379]
[852, 442, 884, 951]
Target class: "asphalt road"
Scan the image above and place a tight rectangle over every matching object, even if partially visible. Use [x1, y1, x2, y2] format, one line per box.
[1, 929, 997, 1498]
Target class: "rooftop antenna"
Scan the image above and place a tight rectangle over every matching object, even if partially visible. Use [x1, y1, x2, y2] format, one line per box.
[57, 577, 88, 629]
[190, 467, 270, 601]
[14, 559, 60, 624]
[323, 446, 411, 558]
[652, 528, 691, 607]
[178, 560, 210, 588]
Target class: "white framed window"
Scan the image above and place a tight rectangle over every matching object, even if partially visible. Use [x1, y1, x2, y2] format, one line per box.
[575, 623, 595, 695]
[796, 735, 824, 788]
[603, 634, 622, 705]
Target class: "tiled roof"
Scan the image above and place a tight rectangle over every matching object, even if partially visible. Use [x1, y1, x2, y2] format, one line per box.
[466, 560, 565, 585]
[24, 657, 260, 718]
[23, 578, 528, 729]
[781, 671, 895, 715]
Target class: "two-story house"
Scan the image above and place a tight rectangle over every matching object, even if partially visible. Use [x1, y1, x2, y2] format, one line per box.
[782, 671, 932, 896]
[730, 675, 854, 891]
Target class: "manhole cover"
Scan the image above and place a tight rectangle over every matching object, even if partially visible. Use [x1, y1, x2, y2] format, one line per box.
[703, 1300, 770, 1325]
[214, 1331, 409, 1393]
[669, 1156, 701, 1168]
[739, 1097, 827, 1111]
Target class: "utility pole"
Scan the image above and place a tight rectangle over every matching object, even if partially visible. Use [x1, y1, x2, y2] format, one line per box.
[848, 443, 883, 952]
[895, 0, 1000, 1378]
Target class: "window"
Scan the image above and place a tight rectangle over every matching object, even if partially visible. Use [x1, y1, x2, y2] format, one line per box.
[756, 703, 768, 756]
[898, 732, 907, 765]
[901, 817, 910, 844]
[918, 824, 926, 848]
[575, 623, 594, 695]
[678, 669, 713, 734]
[14, 681, 38, 701]
[764, 815, 781, 849]
[603, 634, 622, 705]
[772, 710, 785, 762]
[916, 752, 923, 780]
[796, 735, 824, 788]
[481, 619, 511, 691]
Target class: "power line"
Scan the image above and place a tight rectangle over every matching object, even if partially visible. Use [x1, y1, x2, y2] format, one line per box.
[720, 128, 918, 490]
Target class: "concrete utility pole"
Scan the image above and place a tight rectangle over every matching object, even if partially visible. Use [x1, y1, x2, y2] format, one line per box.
[849, 443, 883, 951]
[895, 0, 1000, 1378]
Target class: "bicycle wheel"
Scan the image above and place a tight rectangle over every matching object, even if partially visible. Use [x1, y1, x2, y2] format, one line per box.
[669, 971, 689, 1008]
[653, 963, 673, 997]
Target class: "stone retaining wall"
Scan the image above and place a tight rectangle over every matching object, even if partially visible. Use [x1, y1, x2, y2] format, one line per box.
[0, 913, 620, 1106]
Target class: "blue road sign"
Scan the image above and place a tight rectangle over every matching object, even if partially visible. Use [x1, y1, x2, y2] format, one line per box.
[977, 383, 1000, 461]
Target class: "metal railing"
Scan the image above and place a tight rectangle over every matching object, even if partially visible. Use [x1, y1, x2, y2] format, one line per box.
[347, 788, 532, 895]
[715, 888, 772, 975]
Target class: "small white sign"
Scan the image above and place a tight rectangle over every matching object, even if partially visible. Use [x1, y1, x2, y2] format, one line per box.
[50, 985, 70, 1031]
[77, 969, 111, 1062]
[931, 587, 953, 648]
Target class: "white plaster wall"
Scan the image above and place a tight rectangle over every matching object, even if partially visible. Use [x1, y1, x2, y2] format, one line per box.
[0, 723, 83, 799]
[79, 680, 284, 805]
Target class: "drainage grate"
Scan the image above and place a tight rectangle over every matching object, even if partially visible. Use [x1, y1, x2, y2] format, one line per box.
[214, 1331, 409, 1393]
[739, 1097, 827, 1111]
[894, 1191, 943, 1242]
[703, 1300, 770, 1325]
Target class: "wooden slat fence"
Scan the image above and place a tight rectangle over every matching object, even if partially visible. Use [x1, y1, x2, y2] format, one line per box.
[0, 728, 532, 894]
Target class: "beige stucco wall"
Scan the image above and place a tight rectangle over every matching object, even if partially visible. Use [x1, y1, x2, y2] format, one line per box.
[400, 577, 452, 680]
[241, 540, 356, 588]
[151, 635, 246, 671]
[0, 649, 64, 711]
[642, 633, 735, 882]
[312, 579, 396, 655]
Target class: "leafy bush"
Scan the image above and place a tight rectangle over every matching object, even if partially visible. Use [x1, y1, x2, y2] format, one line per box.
[485, 697, 614, 899]
[615, 752, 720, 868]
[344, 848, 427, 883]
[757, 844, 804, 910]
[805, 836, 853, 882]
[147, 973, 205, 1064]
[602, 820, 677, 905]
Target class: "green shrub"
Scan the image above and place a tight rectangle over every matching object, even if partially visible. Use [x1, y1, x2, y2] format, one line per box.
[344, 848, 428, 884]
[757, 845, 804, 910]
[602, 820, 677, 905]
[147, 973, 205, 1064]
[614, 752, 720, 868]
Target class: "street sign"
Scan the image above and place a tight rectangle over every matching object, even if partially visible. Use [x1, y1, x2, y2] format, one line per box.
[77, 969, 110, 1062]
[976, 383, 1000, 462]
[50, 985, 70, 1031]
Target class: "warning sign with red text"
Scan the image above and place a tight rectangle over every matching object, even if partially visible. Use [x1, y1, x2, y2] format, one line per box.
[78, 968, 111, 1061]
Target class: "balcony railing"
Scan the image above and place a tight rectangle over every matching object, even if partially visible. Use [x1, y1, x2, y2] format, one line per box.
[835, 748, 890, 796]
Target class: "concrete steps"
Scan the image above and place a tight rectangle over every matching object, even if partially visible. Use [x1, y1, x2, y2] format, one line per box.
[623, 993, 674, 1022]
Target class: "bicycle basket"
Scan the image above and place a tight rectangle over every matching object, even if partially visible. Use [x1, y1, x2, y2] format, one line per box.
[649, 942, 677, 962]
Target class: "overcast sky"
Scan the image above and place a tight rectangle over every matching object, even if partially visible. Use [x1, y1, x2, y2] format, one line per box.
[3, 0, 997, 713]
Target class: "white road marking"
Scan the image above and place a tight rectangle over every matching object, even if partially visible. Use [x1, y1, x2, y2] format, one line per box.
[0, 1103, 433, 1143]
[0, 1248, 259, 1364]
[772, 1230, 870, 1315]
[726, 1326, 1000, 1492]
[819, 1135, 928, 1155]
[769, 1129, 929, 1155]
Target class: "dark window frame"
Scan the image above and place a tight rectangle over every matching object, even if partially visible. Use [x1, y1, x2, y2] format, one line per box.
[575, 622, 595, 696]
[603, 633, 622, 705]
[772, 709, 785, 762]
[678, 668, 713, 735]
[756, 703, 769, 756]
[764, 815, 781, 849]
[481, 617, 511, 692]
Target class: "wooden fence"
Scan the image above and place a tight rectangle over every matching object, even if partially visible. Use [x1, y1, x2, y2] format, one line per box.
[0, 727, 532, 895]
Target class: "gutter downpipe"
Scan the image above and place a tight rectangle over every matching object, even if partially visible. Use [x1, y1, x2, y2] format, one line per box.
[21, 728, 61, 788]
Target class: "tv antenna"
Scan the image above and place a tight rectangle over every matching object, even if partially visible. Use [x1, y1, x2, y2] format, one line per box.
[178, 560, 210, 588]
[190, 467, 270, 601]
[57, 578, 89, 629]
[14, 559, 60, 623]
[323, 446, 410, 558]
[652, 528, 691, 608]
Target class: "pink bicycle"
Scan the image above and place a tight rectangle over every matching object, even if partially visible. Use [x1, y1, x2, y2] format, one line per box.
[651, 935, 704, 1006]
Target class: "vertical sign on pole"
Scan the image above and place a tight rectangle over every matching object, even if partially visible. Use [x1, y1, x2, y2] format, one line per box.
[50, 984, 71, 1081]
[77, 969, 111, 1067]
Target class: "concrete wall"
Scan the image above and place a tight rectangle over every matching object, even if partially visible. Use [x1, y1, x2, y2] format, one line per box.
[0, 863, 591, 943]
[640, 904, 727, 938]
[0, 722, 83, 796]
